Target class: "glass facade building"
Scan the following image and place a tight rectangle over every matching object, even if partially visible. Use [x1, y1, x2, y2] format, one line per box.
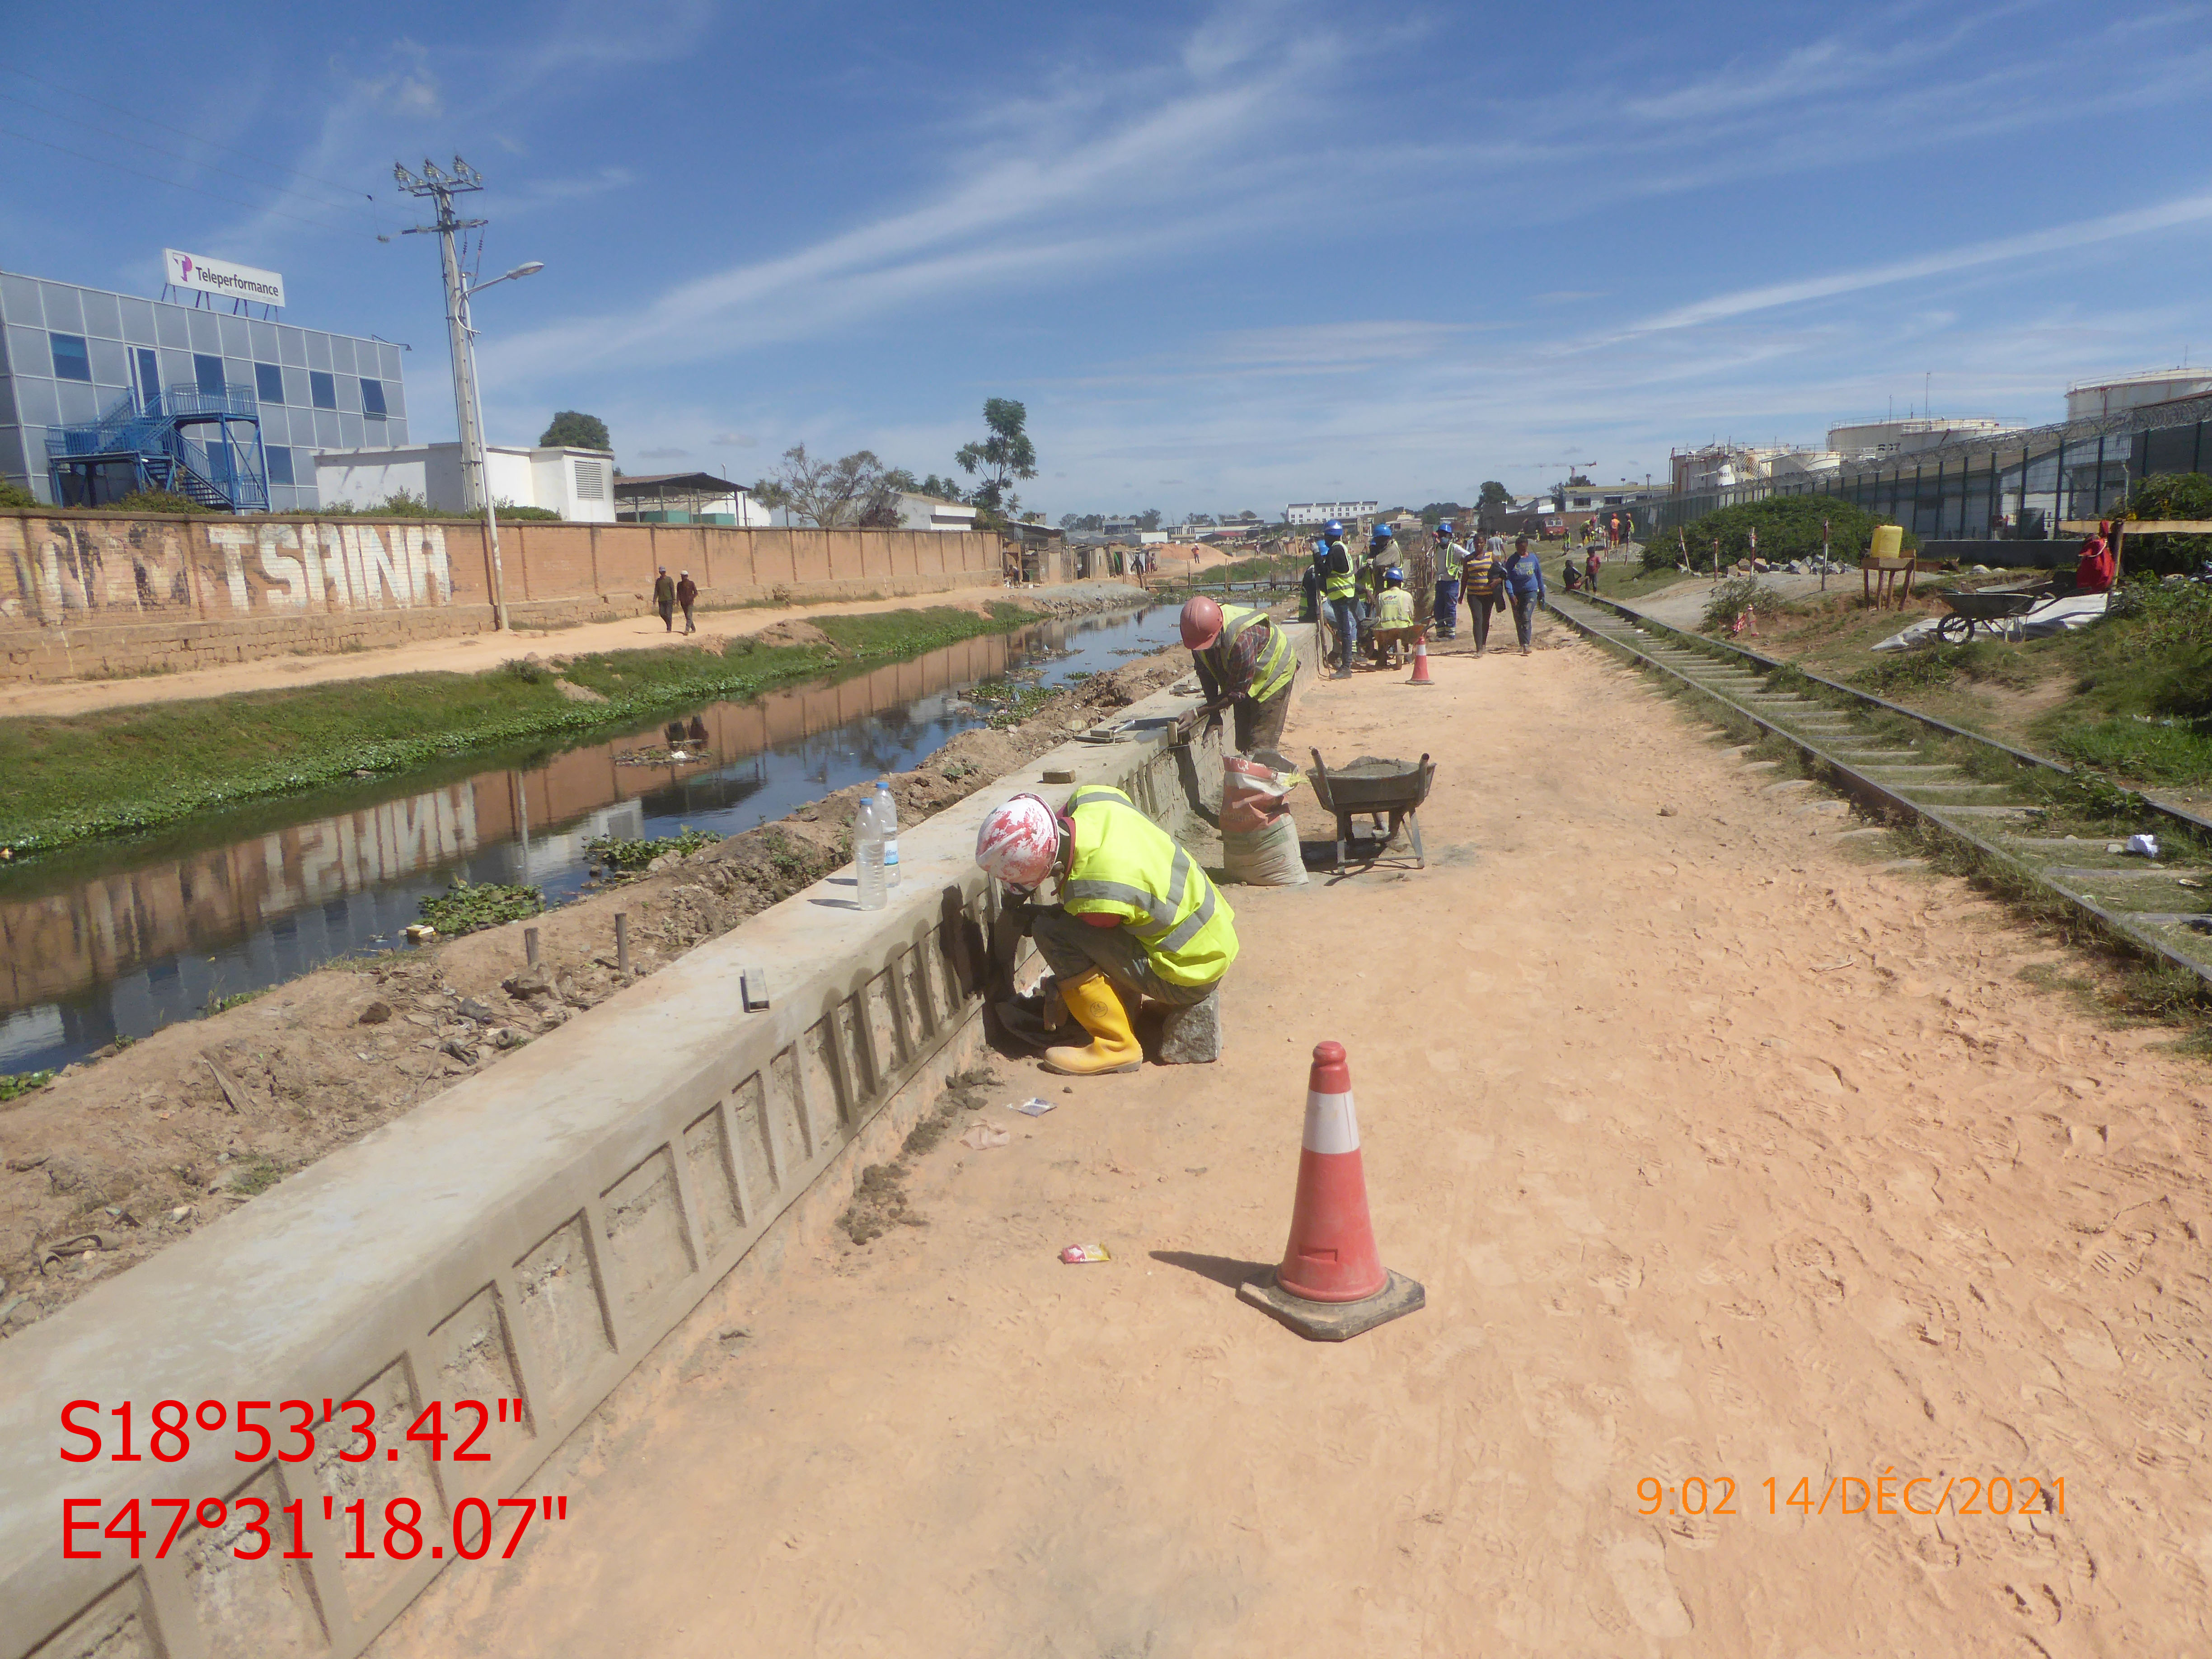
[0, 267, 408, 511]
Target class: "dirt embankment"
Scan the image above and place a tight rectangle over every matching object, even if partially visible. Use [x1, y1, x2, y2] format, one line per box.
[0, 648, 1189, 1334]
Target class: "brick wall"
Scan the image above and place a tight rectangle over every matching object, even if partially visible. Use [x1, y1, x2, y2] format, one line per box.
[0, 512, 1008, 684]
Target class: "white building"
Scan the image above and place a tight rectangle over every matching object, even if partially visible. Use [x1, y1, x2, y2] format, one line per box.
[2065, 368, 2212, 422]
[1825, 417, 2015, 462]
[895, 492, 979, 532]
[314, 441, 617, 521]
[1561, 482, 1668, 513]
[1286, 500, 1378, 525]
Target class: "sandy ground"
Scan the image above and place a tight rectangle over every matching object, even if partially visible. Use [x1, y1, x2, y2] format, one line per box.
[365, 609, 2212, 1656]
[1604, 569, 1836, 630]
[0, 579, 1146, 721]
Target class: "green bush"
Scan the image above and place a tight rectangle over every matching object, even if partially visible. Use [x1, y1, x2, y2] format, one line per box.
[0, 480, 38, 510]
[2118, 472, 2212, 576]
[1650, 496, 1912, 573]
[1700, 575, 1781, 633]
[115, 489, 223, 516]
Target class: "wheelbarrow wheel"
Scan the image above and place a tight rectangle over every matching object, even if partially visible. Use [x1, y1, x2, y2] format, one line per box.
[1936, 614, 1974, 644]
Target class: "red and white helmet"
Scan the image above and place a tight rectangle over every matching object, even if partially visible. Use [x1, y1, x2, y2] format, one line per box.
[975, 794, 1063, 887]
[1180, 595, 1224, 649]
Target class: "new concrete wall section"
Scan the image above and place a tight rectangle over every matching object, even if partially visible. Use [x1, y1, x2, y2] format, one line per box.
[0, 625, 1316, 1659]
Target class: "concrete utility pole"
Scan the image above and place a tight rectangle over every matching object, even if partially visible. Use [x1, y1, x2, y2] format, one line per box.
[394, 157, 518, 628]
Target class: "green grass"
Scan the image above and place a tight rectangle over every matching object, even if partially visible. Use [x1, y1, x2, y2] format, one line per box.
[586, 826, 718, 871]
[0, 1069, 56, 1102]
[0, 602, 1041, 859]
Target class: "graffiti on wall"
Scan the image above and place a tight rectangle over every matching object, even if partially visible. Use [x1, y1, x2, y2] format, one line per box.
[0, 517, 456, 624]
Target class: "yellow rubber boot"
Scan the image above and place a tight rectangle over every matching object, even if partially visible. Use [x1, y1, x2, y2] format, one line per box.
[1041, 970, 1143, 1075]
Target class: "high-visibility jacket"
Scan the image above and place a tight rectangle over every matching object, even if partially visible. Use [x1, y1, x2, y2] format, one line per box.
[1318, 538, 1355, 600]
[1062, 786, 1237, 987]
[1197, 603, 1296, 704]
[1375, 587, 1414, 627]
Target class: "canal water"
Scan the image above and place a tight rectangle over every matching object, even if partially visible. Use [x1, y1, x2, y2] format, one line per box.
[0, 605, 1181, 1073]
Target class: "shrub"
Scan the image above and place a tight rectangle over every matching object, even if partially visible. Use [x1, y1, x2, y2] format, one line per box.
[586, 826, 718, 871]
[2118, 472, 2212, 576]
[418, 878, 544, 935]
[1649, 496, 1912, 573]
[1700, 575, 1781, 633]
[0, 480, 38, 510]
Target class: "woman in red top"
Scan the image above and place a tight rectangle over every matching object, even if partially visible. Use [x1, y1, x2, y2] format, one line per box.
[2074, 521, 2116, 594]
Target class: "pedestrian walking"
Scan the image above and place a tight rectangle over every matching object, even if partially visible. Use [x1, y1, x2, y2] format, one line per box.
[653, 567, 676, 632]
[676, 570, 699, 633]
[1459, 534, 1500, 655]
[1584, 543, 1603, 593]
[1500, 534, 1545, 655]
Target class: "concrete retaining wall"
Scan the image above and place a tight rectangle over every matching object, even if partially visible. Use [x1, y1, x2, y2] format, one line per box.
[0, 513, 1008, 683]
[0, 625, 1315, 1659]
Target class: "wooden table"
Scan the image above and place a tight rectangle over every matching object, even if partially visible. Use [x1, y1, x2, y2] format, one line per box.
[1862, 555, 1917, 610]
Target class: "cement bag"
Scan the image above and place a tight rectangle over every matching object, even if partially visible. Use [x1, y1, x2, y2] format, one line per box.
[1221, 753, 1307, 885]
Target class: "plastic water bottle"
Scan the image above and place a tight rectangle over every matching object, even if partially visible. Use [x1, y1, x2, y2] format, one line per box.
[875, 779, 900, 887]
[854, 791, 887, 910]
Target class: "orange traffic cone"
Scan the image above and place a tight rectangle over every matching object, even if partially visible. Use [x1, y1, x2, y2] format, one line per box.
[1407, 631, 1433, 684]
[1238, 1041, 1425, 1340]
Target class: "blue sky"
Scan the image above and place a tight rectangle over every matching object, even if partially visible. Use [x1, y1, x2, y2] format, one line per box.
[6, 1, 2210, 517]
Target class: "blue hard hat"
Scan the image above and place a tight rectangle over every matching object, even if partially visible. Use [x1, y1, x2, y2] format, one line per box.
[1324, 520, 1344, 536]
[1385, 566, 1404, 584]
[1438, 520, 1453, 534]
[1373, 523, 1394, 539]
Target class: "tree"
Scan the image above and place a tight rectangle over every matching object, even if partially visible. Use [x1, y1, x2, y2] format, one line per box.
[1477, 481, 1512, 508]
[1417, 501, 1469, 525]
[954, 398, 1038, 520]
[1235, 509, 1260, 521]
[756, 443, 904, 528]
[1566, 472, 1593, 487]
[914, 473, 967, 503]
[1189, 512, 1217, 527]
[1135, 508, 1162, 532]
[539, 411, 611, 451]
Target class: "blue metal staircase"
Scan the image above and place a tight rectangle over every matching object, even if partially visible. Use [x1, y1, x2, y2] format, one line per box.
[47, 387, 271, 512]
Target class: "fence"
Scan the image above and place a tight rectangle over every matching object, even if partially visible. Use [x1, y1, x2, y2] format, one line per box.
[1644, 396, 2212, 546]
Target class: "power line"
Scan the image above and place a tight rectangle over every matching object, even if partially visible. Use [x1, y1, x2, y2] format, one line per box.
[0, 88, 373, 220]
[0, 124, 358, 234]
[0, 65, 372, 201]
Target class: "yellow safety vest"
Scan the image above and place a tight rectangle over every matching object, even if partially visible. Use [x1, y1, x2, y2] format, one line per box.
[1062, 786, 1238, 987]
[1319, 539, 1355, 600]
[1199, 604, 1296, 704]
[1375, 587, 1414, 627]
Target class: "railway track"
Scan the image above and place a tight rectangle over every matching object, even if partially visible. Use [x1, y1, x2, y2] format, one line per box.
[1546, 587, 2212, 989]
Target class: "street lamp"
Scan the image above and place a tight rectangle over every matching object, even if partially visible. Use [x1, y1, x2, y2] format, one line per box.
[459, 261, 544, 630]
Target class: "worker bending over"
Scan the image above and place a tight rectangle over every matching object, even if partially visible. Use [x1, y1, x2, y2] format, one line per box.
[975, 789, 1237, 1074]
[1181, 595, 1298, 755]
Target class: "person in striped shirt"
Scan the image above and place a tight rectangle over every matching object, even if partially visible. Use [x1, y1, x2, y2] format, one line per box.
[1458, 537, 1501, 655]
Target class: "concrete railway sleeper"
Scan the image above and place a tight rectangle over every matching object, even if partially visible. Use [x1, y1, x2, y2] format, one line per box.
[1545, 588, 2212, 995]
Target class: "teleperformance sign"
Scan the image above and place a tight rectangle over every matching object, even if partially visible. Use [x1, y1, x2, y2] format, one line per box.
[163, 249, 286, 308]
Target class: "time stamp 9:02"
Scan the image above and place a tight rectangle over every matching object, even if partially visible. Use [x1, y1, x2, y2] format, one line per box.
[1636, 1473, 2067, 1520]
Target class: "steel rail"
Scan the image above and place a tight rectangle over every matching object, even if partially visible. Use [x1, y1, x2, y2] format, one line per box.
[1545, 590, 2212, 989]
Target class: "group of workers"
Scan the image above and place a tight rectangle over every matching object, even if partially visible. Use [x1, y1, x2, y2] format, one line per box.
[965, 587, 1312, 1077]
[1305, 517, 1550, 666]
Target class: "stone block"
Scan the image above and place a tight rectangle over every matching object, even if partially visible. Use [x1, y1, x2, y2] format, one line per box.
[1158, 987, 1223, 1064]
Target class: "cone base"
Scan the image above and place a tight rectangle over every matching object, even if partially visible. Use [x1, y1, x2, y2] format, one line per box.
[1237, 1267, 1425, 1342]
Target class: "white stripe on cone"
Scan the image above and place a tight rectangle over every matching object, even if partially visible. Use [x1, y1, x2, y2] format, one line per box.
[1302, 1090, 1360, 1155]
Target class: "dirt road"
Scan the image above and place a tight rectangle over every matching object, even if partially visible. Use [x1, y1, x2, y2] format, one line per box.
[371, 610, 2212, 1656]
[0, 581, 1143, 721]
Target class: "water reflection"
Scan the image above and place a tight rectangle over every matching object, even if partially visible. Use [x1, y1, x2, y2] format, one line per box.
[0, 606, 1175, 1071]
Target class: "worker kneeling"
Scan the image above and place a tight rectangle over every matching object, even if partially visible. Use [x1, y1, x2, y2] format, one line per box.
[976, 788, 1237, 1073]
[1180, 595, 1298, 755]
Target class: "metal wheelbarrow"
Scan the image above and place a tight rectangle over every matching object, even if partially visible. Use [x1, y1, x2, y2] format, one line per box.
[1933, 584, 2061, 643]
[1309, 750, 1435, 873]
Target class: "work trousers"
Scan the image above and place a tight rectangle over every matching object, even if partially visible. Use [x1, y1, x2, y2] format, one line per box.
[657, 600, 675, 632]
[1509, 591, 1539, 649]
[1326, 596, 1361, 672]
[1432, 578, 1459, 638]
[1031, 906, 1217, 1007]
[1234, 666, 1296, 756]
[1466, 589, 1495, 652]
[680, 601, 696, 633]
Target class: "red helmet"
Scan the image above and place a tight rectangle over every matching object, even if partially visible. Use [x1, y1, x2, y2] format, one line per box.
[1179, 595, 1224, 649]
[975, 794, 1065, 887]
